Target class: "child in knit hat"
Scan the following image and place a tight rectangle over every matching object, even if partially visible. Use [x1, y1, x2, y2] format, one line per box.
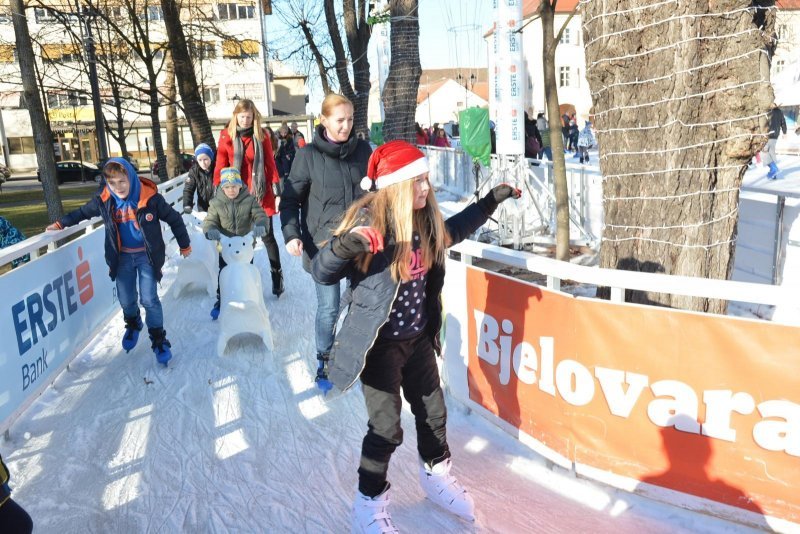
[183, 143, 215, 213]
[203, 167, 269, 319]
[310, 140, 521, 532]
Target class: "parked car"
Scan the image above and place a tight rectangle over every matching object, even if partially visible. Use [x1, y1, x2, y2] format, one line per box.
[96, 155, 139, 171]
[37, 160, 103, 184]
[151, 153, 194, 177]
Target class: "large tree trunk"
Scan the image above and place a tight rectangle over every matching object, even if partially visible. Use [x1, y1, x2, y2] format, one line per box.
[324, 0, 372, 136]
[382, 0, 420, 143]
[583, 0, 774, 313]
[344, 0, 371, 138]
[148, 80, 168, 182]
[540, 2, 571, 261]
[12, 0, 62, 221]
[161, 0, 216, 150]
[164, 50, 182, 178]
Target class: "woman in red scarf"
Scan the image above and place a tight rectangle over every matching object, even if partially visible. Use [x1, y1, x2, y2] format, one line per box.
[214, 99, 284, 297]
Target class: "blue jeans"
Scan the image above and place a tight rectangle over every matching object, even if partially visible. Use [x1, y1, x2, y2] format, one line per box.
[315, 280, 341, 354]
[116, 252, 163, 329]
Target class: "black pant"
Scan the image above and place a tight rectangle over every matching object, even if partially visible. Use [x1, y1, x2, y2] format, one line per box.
[0, 498, 33, 534]
[357, 333, 450, 497]
[261, 216, 281, 271]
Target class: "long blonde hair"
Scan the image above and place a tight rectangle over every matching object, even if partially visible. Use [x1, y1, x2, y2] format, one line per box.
[331, 176, 450, 282]
[227, 99, 264, 142]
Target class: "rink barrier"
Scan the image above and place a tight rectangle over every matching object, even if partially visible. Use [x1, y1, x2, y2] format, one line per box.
[442, 240, 799, 532]
[2, 175, 798, 529]
[0, 174, 187, 436]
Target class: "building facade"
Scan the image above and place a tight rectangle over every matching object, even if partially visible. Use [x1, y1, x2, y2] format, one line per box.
[0, 0, 308, 171]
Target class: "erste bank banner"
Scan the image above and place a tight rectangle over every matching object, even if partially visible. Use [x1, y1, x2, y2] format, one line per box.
[463, 266, 799, 525]
[0, 229, 117, 431]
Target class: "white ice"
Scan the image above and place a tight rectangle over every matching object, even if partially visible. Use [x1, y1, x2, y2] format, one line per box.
[0, 205, 765, 534]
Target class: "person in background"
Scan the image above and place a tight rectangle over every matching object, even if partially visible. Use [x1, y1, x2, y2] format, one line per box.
[577, 121, 596, 164]
[0, 452, 33, 534]
[46, 159, 191, 365]
[415, 123, 429, 146]
[276, 125, 296, 181]
[182, 143, 215, 214]
[432, 128, 450, 148]
[214, 98, 285, 297]
[280, 93, 372, 391]
[290, 121, 306, 149]
[763, 103, 787, 180]
[311, 140, 521, 532]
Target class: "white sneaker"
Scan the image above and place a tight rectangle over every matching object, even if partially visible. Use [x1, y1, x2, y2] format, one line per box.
[419, 458, 475, 521]
[352, 483, 400, 534]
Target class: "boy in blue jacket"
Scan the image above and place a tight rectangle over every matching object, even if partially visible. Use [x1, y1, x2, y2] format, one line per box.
[47, 158, 191, 365]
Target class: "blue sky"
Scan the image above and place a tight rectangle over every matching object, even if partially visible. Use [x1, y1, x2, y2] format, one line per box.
[286, 0, 494, 113]
[418, 0, 492, 70]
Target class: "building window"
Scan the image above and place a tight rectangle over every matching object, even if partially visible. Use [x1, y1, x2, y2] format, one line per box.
[203, 87, 220, 104]
[190, 40, 217, 60]
[47, 92, 88, 109]
[222, 39, 259, 59]
[41, 43, 81, 63]
[774, 59, 785, 74]
[226, 83, 264, 101]
[776, 24, 789, 42]
[8, 137, 35, 155]
[559, 28, 571, 45]
[34, 7, 57, 23]
[147, 6, 164, 20]
[559, 66, 571, 87]
[217, 3, 255, 20]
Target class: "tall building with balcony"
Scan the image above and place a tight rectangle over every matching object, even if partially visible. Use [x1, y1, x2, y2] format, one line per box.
[0, 0, 308, 171]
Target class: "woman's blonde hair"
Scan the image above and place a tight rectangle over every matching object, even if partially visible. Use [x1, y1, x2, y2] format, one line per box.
[320, 93, 353, 118]
[227, 99, 264, 142]
[331, 176, 450, 282]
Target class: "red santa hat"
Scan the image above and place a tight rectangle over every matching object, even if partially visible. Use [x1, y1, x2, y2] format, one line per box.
[360, 140, 429, 191]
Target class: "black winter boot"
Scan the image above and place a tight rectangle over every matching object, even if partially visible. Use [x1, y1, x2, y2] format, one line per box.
[122, 315, 143, 353]
[148, 327, 172, 366]
[271, 268, 284, 297]
[315, 352, 332, 394]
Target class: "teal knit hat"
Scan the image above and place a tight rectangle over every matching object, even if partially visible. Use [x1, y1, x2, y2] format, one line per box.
[219, 167, 243, 187]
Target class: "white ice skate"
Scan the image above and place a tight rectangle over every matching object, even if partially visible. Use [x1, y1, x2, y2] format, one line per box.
[419, 458, 475, 521]
[352, 484, 399, 534]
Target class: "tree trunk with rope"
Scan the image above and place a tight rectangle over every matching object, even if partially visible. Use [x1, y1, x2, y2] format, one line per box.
[382, 0, 421, 143]
[582, 0, 775, 313]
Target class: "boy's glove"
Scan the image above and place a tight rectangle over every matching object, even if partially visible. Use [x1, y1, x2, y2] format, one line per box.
[183, 205, 193, 214]
[206, 229, 221, 241]
[332, 226, 384, 259]
[479, 183, 522, 215]
[252, 224, 267, 238]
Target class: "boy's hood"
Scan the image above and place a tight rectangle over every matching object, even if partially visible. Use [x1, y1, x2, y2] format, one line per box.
[100, 157, 157, 208]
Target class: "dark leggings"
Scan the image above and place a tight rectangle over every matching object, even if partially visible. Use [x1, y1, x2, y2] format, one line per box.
[261, 215, 282, 271]
[357, 333, 450, 497]
[0, 498, 33, 534]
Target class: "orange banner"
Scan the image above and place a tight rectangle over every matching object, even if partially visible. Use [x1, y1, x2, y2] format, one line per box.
[465, 267, 800, 525]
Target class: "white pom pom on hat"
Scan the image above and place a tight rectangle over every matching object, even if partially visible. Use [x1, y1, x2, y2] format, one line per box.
[360, 140, 429, 191]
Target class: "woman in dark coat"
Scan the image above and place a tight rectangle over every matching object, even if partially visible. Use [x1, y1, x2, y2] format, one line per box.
[280, 93, 372, 389]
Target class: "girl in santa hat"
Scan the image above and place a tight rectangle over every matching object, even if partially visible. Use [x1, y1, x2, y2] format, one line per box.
[311, 140, 520, 533]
